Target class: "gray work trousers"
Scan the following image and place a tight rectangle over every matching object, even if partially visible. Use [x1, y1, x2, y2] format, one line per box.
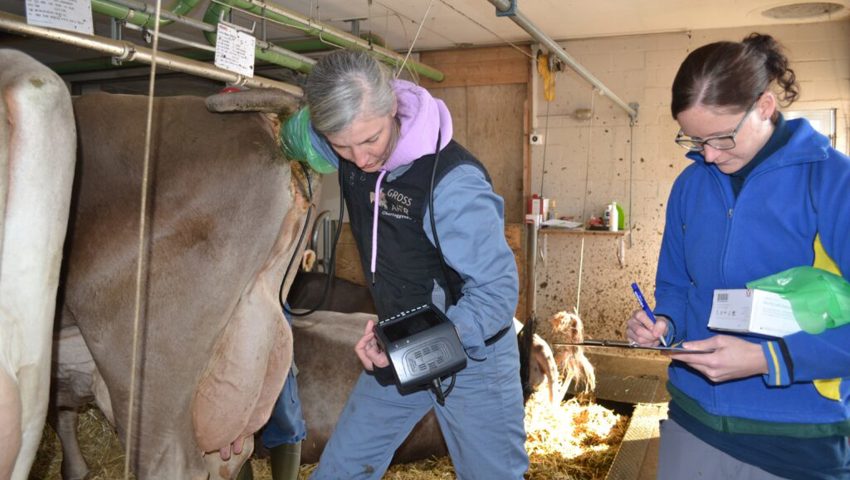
[657, 418, 788, 480]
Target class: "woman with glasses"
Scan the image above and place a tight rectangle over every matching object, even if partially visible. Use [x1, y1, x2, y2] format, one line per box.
[627, 33, 850, 479]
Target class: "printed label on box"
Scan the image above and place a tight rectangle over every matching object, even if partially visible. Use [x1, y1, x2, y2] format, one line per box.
[708, 289, 800, 337]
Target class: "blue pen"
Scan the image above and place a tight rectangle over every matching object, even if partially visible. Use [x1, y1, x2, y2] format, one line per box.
[631, 282, 668, 347]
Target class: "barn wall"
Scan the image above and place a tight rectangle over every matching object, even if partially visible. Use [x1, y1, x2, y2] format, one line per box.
[531, 20, 850, 346]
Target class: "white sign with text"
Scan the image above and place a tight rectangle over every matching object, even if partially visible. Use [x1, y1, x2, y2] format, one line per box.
[214, 22, 255, 78]
[26, 0, 94, 35]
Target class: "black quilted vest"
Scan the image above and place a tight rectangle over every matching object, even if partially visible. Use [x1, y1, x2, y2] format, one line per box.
[340, 140, 491, 320]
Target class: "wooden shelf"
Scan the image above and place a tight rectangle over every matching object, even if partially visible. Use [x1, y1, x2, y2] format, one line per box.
[539, 227, 629, 236]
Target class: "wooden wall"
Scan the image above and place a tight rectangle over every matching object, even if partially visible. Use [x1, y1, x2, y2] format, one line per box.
[420, 46, 530, 225]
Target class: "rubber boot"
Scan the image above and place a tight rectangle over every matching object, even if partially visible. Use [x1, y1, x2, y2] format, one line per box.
[269, 441, 302, 480]
[236, 459, 254, 480]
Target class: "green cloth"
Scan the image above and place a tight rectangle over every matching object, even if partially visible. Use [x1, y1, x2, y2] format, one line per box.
[281, 107, 337, 174]
[747, 266, 850, 334]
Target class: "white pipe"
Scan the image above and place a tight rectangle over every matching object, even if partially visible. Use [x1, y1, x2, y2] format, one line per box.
[488, 0, 638, 120]
[0, 11, 303, 96]
[123, 22, 216, 52]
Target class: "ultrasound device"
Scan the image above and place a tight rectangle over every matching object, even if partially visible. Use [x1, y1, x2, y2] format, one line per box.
[373, 304, 467, 397]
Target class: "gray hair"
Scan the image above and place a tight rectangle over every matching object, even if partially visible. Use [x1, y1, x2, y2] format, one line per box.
[304, 50, 396, 135]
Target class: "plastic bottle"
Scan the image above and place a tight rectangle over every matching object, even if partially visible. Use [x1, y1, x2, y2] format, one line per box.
[548, 200, 557, 221]
[608, 201, 619, 232]
[616, 202, 625, 230]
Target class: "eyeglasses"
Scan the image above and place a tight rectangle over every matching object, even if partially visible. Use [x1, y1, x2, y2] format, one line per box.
[674, 99, 758, 152]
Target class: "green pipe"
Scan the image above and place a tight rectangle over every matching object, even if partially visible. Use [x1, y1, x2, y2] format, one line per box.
[90, 0, 151, 27]
[87, 0, 314, 75]
[203, 0, 443, 82]
[164, 0, 201, 25]
[202, 0, 312, 74]
[90, 0, 201, 28]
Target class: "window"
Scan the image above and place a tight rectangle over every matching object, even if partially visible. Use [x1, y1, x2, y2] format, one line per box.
[784, 109, 837, 147]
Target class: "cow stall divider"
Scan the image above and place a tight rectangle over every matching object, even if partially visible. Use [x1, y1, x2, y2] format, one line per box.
[0, 11, 303, 93]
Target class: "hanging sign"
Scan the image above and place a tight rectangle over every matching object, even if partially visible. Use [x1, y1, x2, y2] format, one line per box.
[25, 0, 94, 35]
[214, 21, 256, 78]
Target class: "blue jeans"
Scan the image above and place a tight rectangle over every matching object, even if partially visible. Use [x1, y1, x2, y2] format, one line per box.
[310, 332, 528, 480]
[262, 366, 307, 448]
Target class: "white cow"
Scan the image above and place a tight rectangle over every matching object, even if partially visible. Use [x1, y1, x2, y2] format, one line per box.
[0, 49, 77, 480]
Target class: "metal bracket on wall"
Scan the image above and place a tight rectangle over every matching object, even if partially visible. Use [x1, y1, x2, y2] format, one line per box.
[110, 17, 123, 66]
[495, 0, 517, 17]
[617, 235, 627, 269]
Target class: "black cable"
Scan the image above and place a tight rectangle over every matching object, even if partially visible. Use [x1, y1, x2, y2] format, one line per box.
[428, 130, 455, 306]
[279, 204, 314, 313]
[284, 166, 346, 317]
[426, 131, 460, 403]
[431, 378, 445, 406]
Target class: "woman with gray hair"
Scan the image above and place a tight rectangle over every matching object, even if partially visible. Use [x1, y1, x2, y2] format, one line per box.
[304, 49, 528, 479]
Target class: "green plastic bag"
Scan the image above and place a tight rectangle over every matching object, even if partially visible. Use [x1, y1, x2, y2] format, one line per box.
[280, 107, 337, 174]
[747, 266, 850, 334]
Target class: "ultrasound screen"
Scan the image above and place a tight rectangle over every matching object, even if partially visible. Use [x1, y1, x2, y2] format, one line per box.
[381, 309, 444, 342]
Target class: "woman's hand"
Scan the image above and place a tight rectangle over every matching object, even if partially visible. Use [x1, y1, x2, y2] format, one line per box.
[355, 319, 390, 371]
[218, 435, 245, 461]
[669, 335, 768, 383]
[626, 309, 669, 346]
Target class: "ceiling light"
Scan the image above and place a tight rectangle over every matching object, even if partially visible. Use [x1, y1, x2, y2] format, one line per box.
[762, 2, 845, 19]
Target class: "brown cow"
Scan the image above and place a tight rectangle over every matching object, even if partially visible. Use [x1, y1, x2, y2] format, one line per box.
[291, 311, 447, 464]
[52, 91, 316, 479]
[289, 310, 561, 465]
[287, 271, 377, 314]
[0, 49, 76, 480]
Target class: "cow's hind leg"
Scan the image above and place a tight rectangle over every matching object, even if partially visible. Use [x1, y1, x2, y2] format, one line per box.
[49, 408, 89, 480]
[49, 325, 109, 480]
[0, 364, 22, 479]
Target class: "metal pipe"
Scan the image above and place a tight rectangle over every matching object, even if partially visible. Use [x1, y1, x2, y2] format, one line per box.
[94, 0, 315, 74]
[208, 0, 444, 82]
[105, 0, 216, 32]
[0, 11, 303, 95]
[92, 0, 202, 28]
[488, 0, 637, 120]
[124, 22, 215, 52]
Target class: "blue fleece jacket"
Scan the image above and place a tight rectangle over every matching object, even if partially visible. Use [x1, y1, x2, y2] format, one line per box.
[655, 118, 850, 433]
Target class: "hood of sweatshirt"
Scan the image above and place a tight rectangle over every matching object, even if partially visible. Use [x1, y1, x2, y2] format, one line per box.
[383, 79, 453, 172]
[369, 79, 454, 283]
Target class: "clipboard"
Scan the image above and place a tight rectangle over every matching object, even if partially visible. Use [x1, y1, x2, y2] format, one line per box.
[552, 339, 715, 354]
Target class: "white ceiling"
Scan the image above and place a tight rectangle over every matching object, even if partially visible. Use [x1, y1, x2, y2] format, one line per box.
[307, 0, 850, 51]
[1, 0, 848, 86]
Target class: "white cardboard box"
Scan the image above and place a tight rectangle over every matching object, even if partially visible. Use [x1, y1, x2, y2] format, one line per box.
[708, 289, 801, 337]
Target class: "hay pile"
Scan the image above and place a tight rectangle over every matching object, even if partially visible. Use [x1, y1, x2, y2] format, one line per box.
[32, 393, 627, 480]
[30, 407, 133, 480]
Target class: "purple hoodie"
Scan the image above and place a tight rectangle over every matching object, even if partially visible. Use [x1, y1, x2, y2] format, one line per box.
[369, 80, 454, 281]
